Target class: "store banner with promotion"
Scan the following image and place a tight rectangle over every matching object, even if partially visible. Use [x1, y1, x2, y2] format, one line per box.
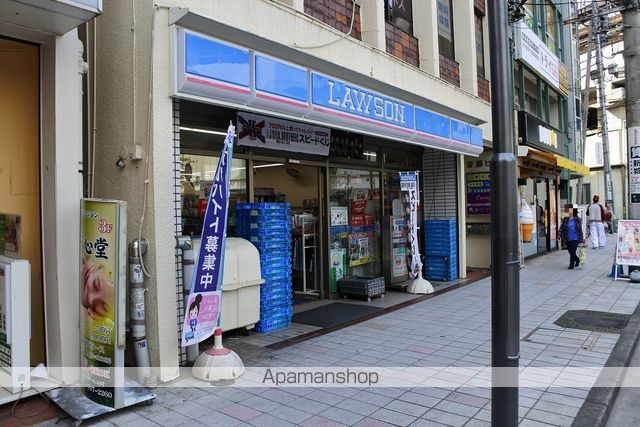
[182, 124, 235, 347]
[237, 112, 331, 156]
[466, 172, 491, 215]
[615, 220, 640, 266]
[80, 199, 127, 408]
[400, 172, 422, 279]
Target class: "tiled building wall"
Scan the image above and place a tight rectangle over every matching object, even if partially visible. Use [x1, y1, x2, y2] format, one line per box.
[304, 0, 362, 40]
[439, 54, 461, 87]
[385, 22, 419, 67]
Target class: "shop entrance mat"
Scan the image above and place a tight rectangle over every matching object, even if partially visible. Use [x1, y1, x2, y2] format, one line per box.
[292, 303, 382, 328]
[293, 296, 316, 305]
[554, 310, 631, 334]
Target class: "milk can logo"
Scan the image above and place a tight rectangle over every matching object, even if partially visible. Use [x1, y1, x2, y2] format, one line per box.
[238, 116, 266, 143]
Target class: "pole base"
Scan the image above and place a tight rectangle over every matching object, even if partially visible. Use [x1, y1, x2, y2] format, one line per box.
[406, 277, 434, 294]
[192, 348, 245, 382]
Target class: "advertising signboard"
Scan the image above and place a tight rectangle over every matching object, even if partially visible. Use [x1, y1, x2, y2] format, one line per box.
[615, 220, 640, 266]
[80, 199, 127, 408]
[400, 172, 422, 279]
[466, 172, 491, 215]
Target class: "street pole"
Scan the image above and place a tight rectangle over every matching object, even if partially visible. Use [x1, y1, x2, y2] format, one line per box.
[624, 0, 640, 219]
[576, 22, 594, 205]
[488, 0, 520, 424]
[594, 0, 615, 207]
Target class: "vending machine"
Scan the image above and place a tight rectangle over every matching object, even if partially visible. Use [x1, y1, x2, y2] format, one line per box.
[0, 256, 30, 394]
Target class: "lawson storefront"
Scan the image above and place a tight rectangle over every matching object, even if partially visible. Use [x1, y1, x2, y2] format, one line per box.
[168, 13, 484, 352]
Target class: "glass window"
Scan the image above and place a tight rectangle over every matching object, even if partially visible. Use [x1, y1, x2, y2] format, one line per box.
[437, 0, 455, 58]
[549, 90, 560, 129]
[328, 168, 382, 291]
[524, 69, 538, 117]
[180, 154, 248, 236]
[523, 1, 535, 30]
[475, 14, 485, 77]
[514, 62, 521, 108]
[385, 0, 413, 33]
[545, 1, 557, 53]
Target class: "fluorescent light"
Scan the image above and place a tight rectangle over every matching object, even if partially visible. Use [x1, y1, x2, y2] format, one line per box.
[179, 126, 228, 136]
[253, 163, 284, 169]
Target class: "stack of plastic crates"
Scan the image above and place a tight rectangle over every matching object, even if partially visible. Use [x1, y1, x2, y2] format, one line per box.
[235, 202, 293, 332]
[424, 219, 458, 281]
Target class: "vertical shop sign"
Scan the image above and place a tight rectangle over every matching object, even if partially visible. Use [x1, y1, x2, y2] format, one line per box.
[182, 124, 235, 347]
[629, 127, 640, 203]
[400, 172, 422, 279]
[466, 172, 491, 215]
[80, 199, 127, 408]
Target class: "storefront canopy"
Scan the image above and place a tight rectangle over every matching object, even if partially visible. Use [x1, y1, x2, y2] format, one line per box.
[0, 0, 101, 35]
[554, 155, 590, 176]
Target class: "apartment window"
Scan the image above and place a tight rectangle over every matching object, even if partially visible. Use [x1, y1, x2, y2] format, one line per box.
[545, 1, 557, 54]
[524, 69, 539, 117]
[475, 13, 485, 77]
[549, 89, 560, 129]
[437, 0, 455, 58]
[514, 62, 522, 108]
[385, 0, 413, 33]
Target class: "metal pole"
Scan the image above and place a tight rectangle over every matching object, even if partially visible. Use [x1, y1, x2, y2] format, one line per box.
[489, 0, 520, 424]
[576, 22, 594, 205]
[594, 0, 615, 206]
[624, 0, 640, 219]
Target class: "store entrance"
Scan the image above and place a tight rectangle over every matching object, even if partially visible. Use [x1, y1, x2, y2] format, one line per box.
[253, 160, 323, 298]
[0, 37, 45, 365]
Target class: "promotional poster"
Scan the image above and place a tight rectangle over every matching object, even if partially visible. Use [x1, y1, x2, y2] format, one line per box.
[615, 220, 640, 266]
[80, 199, 126, 408]
[182, 124, 235, 346]
[400, 172, 422, 279]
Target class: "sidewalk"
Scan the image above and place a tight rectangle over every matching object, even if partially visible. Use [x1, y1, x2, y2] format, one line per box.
[38, 238, 640, 427]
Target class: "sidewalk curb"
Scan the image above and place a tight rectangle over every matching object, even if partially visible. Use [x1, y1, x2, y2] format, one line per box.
[572, 299, 640, 427]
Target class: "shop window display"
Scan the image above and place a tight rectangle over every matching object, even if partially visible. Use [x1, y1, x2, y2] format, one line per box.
[329, 168, 382, 292]
[180, 154, 248, 236]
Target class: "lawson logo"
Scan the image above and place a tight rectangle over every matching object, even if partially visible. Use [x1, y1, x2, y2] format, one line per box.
[312, 73, 414, 129]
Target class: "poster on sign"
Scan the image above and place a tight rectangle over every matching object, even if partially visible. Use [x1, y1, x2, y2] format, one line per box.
[466, 172, 490, 215]
[615, 220, 640, 266]
[400, 172, 422, 279]
[237, 112, 331, 156]
[182, 124, 235, 347]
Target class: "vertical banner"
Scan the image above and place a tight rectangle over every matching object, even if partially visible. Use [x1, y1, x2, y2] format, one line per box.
[628, 127, 640, 204]
[181, 124, 235, 346]
[80, 199, 127, 408]
[400, 172, 422, 279]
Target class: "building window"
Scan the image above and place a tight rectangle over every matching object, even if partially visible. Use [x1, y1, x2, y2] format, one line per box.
[475, 13, 485, 77]
[545, 0, 557, 54]
[437, 0, 455, 58]
[549, 89, 560, 129]
[514, 62, 522, 108]
[524, 69, 539, 117]
[385, 0, 413, 33]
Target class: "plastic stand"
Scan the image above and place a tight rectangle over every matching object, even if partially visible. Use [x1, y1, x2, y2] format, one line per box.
[192, 328, 245, 382]
[406, 271, 434, 294]
[46, 379, 155, 426]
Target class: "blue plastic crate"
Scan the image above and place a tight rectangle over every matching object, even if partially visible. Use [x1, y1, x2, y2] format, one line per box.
[261, 265, 292, 278]
[261, 270, 292, 283]
[260, 304, 292, 318]
[249, 239, 292, 251]
[254, 315, 292, 333]
[236, 202, 291, 210]
[260, 289, 292, 303]
[260, 257, 292, 270]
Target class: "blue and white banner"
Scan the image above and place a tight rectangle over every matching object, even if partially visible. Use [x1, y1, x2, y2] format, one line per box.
[400, 172, 422, 279]
[182, 124, 235, 346]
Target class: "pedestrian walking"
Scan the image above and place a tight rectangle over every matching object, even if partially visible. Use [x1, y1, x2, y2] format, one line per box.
[586, 195, 606, 249]
[559, 208, 584, 269]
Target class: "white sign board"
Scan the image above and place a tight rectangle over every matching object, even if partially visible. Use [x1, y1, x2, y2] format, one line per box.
[514, 22, 560, 92]
[237, 112, 331, 156]
[0, 256, 30, 394]
[629, 127, 640, 204]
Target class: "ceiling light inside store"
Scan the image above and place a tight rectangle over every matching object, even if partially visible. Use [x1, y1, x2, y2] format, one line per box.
[179, 126, 231, 137]
[253, 163, 284, 169]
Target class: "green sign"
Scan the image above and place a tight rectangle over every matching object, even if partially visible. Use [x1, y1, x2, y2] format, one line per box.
[80, 199, 126, 408]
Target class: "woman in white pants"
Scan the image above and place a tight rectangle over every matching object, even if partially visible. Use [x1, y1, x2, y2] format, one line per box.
[586, 195, 606, 249]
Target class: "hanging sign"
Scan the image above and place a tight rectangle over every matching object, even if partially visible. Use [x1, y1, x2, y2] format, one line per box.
[629, 127, 640, 203]
[237, 112, 331, 156]
[615, 220, 640, 266]
[400, 172, 422, 279]
[80, 199, 127, 408]
[182, 124, 235, 347]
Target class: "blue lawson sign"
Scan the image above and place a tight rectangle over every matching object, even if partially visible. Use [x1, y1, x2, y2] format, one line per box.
[181, 124, 235, 347]
[175, 28, 484, 156]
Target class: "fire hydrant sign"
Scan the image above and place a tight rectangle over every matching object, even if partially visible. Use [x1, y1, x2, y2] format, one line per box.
[182, 125, 235, 346]
[80, 199, 127, 408]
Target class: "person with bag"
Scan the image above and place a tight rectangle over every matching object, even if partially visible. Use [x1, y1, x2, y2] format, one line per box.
[586, 195, 606, 249]
[559, 208, 585, 269]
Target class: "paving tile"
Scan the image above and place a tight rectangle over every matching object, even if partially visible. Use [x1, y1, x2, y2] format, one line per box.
[287, 396, 332, 414]
[397, 391, 441, 409]
[248, 413, 296, 426]
[195, 411, 243, 426]
[531, 400, 580, 418]
[524, 409, 574, 427]
[118, 418, 161, 427]
[167, 399, 215, 419]
[335, 398, 381, 416]
[219, 403, 263, 421]
[242, 395, 281, 412]
[260, 388, 298, 404]
[194, 393, 236, 409]
[444, 392, 488, 408]
[421, 409, 469, 427]
[385, 400, 429, 417]
[370, 408, 418, 426]
[407, 419, 448, 427]
[463, 420, 491, 427]
[318, 406, 365, 425]
[272, 405, 314, 424]
[305, 389, 347, 406]
[352, 390, 395, 407]
[433, 400, 480, 418]
[300, 415, 349, 427]
[145, 409, 192, 426]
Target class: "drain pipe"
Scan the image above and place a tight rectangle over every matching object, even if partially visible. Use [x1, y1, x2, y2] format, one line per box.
[176, 236, 200, 363]
[129, 238, 152, 383]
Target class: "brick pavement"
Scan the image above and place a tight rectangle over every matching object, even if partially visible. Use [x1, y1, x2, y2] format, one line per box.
[39, 239, 640, 426]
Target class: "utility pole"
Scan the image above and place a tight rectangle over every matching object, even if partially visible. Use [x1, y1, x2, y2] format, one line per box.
[594, 0, 615, 207]
[489, 0, 520, 424]
[624, 0, 640, 218]
[577, 22, 594, 205]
